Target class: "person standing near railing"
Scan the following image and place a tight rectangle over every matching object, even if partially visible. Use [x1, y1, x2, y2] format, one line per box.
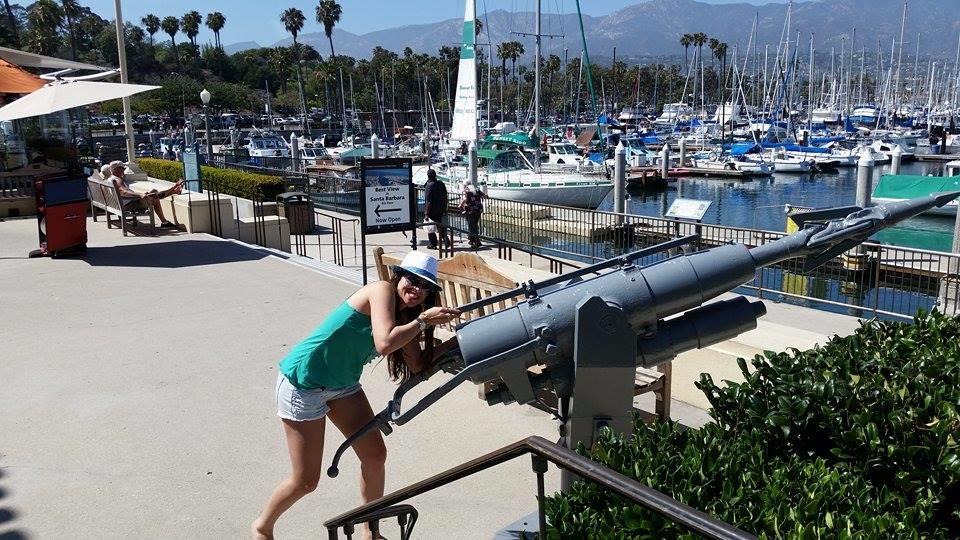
[424, 169, 451, 250]
[252, 251, 460, 540]
[459, 178, 484, 249]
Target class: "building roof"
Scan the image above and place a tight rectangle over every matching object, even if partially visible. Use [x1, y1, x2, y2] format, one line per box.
[0, 58, 44, 95]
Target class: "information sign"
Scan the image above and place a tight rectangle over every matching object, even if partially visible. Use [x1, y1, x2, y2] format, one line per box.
[360, 158, 415, 234]
[665, 198, 712, 221]
[182, 149, 202, 192]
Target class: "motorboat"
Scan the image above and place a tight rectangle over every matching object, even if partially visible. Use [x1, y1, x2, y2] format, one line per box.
[869, 140, 915, 161]
[766, 148, 813, 173]
[247, 130, 290, 159]
[546, 142, 585, 165]
[416, 147, 613, 209]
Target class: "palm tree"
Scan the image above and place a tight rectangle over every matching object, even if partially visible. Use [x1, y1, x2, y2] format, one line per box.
[497, 42, 509, 88]
[25, 0, 63, 56]
[475, 18, 483, 38]
[708, 37, 720, 69]
[315, 0, 341, 60]
[142, 14, 160, 51]
[3, 0, 19, 47]
[60, 0, 81, 60]
[545, 54, 561, 112]
[161, 15, 180, 65]
[205, 12, 226, 50]
[280, 7, 308, 127]
[268, 47, 291, 91]
[508, 41, 524, 86]
[680, 33, 693, 70]
[180, 11, 201, 52]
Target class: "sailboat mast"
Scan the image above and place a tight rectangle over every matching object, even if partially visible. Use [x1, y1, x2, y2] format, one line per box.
[808, 32, 814, 130]
[534, 0, 541, 170]
[893, 1, 907, 121]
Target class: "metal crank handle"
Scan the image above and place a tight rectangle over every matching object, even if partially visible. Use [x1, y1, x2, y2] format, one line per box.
[391, 337, 543, 425]
[325, 355, 461, 478]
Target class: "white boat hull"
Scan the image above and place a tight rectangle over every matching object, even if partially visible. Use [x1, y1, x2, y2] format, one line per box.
[486, 183, 613, 208]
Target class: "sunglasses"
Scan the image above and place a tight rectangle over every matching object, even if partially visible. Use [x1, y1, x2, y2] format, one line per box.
[401, 272, 438, 292]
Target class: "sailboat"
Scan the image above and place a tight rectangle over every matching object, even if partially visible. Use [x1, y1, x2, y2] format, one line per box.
[417, 0, 613, 209]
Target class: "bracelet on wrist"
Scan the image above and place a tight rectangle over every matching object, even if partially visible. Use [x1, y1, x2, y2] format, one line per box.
[416, 317, 428, 332]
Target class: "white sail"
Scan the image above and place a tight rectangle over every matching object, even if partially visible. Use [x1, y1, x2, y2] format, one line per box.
[449, 0, 477, 142]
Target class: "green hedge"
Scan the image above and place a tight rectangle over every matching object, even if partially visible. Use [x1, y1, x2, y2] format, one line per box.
[138, 158, 285, 199]
[546, 311, 960, 539]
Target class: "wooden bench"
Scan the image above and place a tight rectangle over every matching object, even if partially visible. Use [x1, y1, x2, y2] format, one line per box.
[373, 247, 671, 421]
[87, 175, 155, 236]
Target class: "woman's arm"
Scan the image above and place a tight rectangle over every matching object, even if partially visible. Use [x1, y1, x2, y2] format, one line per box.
[368, 282, 423, 357]
[399, 336, 459, 374]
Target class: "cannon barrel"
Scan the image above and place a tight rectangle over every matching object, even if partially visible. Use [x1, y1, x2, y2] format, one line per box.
[456, 193, 960, 396]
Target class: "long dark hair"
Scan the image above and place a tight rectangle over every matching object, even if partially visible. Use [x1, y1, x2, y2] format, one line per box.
[387, 271, 437, 382]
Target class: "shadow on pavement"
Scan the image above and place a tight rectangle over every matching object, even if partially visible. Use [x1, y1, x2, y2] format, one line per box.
[83, 239, 270, 268]
[0, 465, 31, 539]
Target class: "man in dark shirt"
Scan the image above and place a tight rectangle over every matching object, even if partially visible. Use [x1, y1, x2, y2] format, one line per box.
[423, 169, 450, 249]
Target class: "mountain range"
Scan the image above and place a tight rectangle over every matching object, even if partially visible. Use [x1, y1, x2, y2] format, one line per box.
[226, 0, 960, 63]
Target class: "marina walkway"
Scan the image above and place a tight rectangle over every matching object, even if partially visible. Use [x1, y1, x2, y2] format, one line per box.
[0, 215, 861, 538]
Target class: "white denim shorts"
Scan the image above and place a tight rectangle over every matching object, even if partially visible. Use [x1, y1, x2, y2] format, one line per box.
[275, 373, 362, 422]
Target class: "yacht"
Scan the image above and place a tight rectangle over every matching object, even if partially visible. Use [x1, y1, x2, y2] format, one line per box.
[247, 130, 290, 159]
[869, 140, 915, 161]
[655, 103, 693, 126]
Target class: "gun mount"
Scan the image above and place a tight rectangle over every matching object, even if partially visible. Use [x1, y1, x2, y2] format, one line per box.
[327, 193, 960, 486]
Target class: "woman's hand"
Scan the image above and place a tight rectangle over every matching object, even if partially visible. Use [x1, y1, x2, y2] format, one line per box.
[419, 306, 461, 326]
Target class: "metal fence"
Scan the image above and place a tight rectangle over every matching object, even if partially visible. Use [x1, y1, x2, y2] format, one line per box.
[0, 173, 35, 199]
[207, 160, 960, 321]
[432, 189, 960, 321]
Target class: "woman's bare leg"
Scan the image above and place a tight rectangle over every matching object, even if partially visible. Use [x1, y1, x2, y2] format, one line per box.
[251, 417, 326, 539]
[327, 390, 385, 540]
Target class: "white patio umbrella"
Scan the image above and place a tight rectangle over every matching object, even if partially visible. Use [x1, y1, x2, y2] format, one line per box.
[0, 80, 160, 121]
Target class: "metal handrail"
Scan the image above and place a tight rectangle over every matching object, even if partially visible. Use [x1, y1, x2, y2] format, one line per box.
[323, 435, 755, 540]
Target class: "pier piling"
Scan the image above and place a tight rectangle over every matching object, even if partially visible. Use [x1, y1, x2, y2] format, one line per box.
[678, 137, 687, 167]
[660, 145, 670, 183]
[845, 150, 876, 271]
[371, 133, 380, 159]
[614, 142, 626, 224]
[891, 144, 903, 175]
[290, 134, 300, 172]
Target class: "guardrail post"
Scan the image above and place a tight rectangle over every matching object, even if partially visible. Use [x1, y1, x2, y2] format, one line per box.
[532, 454, 548, 537]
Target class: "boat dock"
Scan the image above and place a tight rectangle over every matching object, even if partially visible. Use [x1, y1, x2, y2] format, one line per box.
[915, 153, 960, 162]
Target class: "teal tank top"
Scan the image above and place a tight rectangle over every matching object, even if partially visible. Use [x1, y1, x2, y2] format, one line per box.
[279, 301, 377, 389]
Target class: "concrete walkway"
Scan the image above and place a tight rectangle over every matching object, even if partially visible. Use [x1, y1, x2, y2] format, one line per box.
[0, 213, 864, 539]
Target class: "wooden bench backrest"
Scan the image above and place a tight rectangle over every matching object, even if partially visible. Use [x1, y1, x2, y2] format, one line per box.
[88, 176, 122, 210]
[373, 248, 521, 325]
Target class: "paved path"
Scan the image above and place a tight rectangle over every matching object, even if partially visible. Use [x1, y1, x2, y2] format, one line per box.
[0, 213, 865, 538]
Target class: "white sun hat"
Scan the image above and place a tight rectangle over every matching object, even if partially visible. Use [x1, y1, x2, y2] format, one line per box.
[393, 250, 441, 289]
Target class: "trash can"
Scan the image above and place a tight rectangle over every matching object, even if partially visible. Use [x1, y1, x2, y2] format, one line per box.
[277, 191, 314, 234]
[29, 174, 88, 258]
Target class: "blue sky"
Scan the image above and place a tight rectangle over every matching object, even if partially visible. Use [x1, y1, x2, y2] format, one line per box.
[83, 0, 789, 47]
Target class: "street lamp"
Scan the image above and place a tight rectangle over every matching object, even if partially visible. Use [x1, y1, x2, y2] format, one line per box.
[200, 88, 212, 162]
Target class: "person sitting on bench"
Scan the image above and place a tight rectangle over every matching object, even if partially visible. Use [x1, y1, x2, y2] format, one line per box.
[108, 161, 184, 229]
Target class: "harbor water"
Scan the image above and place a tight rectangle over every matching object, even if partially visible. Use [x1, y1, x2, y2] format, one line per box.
[598, 160, 956, 252]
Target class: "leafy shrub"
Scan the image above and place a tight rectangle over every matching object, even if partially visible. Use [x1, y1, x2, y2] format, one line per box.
[546, 311, 960, 538]
[138, 158, 284, 199]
